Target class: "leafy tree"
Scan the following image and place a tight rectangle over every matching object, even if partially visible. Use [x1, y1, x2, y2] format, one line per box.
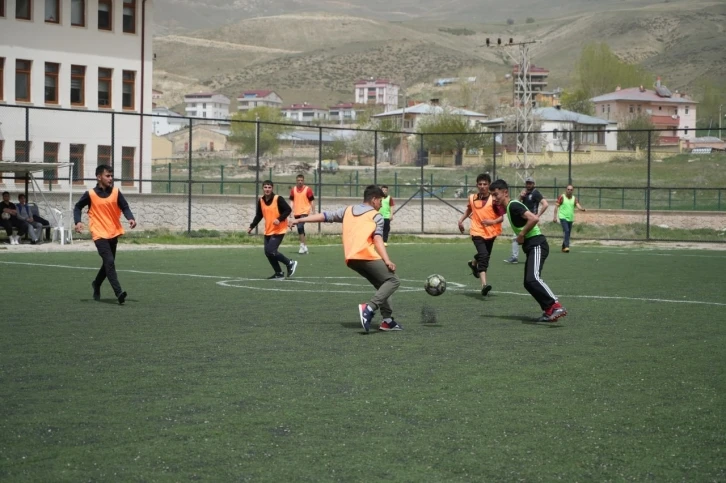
[321, 137, 348, 161]
[229, 106, 289, 156]
[617, 114, 657, 151]
[574, 42, 654, 98]
[695, 79, 726, 135]
[416, 110, 490, 157]
[560, 89, 594, 115]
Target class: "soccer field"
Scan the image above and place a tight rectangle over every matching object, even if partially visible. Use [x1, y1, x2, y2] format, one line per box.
[1, 241, 725, 481]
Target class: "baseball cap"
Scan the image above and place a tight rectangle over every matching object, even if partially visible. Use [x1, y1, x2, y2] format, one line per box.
[525, 177, 535, 183]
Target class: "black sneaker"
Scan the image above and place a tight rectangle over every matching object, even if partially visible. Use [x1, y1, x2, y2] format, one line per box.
[481, 284, 492, 296]
[268, 273, 285, 280]
[118, 292, 127, 305]
[91, 281, 101, 301]
[467, 260, 479, 278]
[287, 260, 298, 278]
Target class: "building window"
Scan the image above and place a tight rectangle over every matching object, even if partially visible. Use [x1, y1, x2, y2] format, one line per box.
[122, 0, 135, 33]
[15, 60, 32, 102]
[98, 68, 112, 108]
[121, 147, 134, 185]
[685, 106, 689, 115]
[629, 105, 634, 114]
[0, 58, 4, 101]
[0, 0, 5, 17]
[71, 65, 86, 106]
[122, 70, 135, 110]
[43, 142, 59, 183]
[71, 0, 84, 26]
[674, 107, 678, 115]
[45, 0, 59, 22]
[684, 127, 689, 135]
[16, 0, 31, 19]
[98, 145, 112, 166]
[70, 144, 85, 183]
[44, 63, 59, 104]
[15, 141, 30, 162]
[98, 0, 112, 30]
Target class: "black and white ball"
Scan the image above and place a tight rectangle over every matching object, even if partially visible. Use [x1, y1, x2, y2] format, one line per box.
[424, 274, 447, 296]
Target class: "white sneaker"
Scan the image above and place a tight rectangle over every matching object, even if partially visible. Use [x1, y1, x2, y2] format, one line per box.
[303, 245, 309, 254]
[11, 235, 19, 245]
[298, 245, 306, 254]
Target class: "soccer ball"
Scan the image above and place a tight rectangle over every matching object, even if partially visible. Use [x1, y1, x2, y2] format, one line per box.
[1, 212, 10, 220]
[424, 274, 446, 296]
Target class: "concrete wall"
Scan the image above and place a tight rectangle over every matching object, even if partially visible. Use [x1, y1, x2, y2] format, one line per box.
[29, 192, 726, 234]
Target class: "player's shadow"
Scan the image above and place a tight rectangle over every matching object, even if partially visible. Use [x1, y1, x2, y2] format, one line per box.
[497, 314, 564, 328]
[459, 292, 497, 301]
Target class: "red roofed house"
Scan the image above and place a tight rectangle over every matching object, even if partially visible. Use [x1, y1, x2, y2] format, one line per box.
[328, 103, 359, 123]
[236, 90, 283, 112]
[354, 79, 400, 112]
[281, 103, 328, 122]
[591, 79, 697, 145]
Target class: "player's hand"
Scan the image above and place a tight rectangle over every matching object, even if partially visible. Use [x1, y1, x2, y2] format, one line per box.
[385, 260, 396, 272]
[129, 219, 137, 229]
[247, 227, 253, 234]
[74, 222, 83, 233]
[520, 189, 528, 199]
[553, 218, 558, 224]
[272, 219, 280, 226]
[516, 233, 525, 245]
[457, 221, 465, 233]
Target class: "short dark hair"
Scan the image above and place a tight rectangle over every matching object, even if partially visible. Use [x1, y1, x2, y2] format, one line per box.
[18, 194, 26, 199]
[476, 173, 491, 184]
[296, 174, 304, 180]
[262, 180, 274, 187]
[363, 184, 384, 202]
[380, 184, 388, 189]
[2, 191, 10, 196]
[489, 179, 509, 192]
[96, 164, 113, 176]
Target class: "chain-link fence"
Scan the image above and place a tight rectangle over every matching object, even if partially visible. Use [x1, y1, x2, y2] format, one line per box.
[1, 104, 724, 242]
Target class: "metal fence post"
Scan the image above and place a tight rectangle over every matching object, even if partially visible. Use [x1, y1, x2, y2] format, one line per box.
[492, 133, 497, 180]
[167, 162, 171, 193]
[420, 134, 425, 233]
[111, 111, 116, 167]
[567, 130, 573, 184]
[374, 130, 378, 186]
[187, 120, 193, 234]
[318, 127, 323, 233]
[220, 165, 224, 194]
[646, 130, 652, 241]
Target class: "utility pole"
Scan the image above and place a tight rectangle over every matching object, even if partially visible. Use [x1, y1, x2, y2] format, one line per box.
[720, 104, 723, 140]
[484, 37, 538, 185]
[400, 84, 406, 165]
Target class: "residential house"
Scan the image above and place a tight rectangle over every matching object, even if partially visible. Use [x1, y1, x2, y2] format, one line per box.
[372, 101, 488, 131]
[590, 79, 697, 144]
[184, 92, 230, 122]
[328, 103, 358, 123]
[152, 89, 163, 99]
[151, 107, 186, 136]
[513, 65, 549, 106]
[354, 79, 399, 112]
[479, 106, 617, 151]
[165, 124, 231, 153]
[0, 0, 154, 191]
[281, 103, 327, 122]
[236, 90, 282, 112]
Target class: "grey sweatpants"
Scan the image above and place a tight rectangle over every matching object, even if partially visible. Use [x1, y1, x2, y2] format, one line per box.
[346, 259, 400, 319]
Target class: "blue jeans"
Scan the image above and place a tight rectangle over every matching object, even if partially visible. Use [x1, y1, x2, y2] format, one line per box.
[559, 219, 573, 248]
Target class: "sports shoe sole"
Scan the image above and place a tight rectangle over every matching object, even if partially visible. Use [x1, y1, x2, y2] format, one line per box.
[287, 260, 298, 278]
[539, 307, 567, 322]
[379, 323, 403, 331]
[467, 261, 479, 278]
[503, 259, 518, 264]
[481, 285, 492, 296]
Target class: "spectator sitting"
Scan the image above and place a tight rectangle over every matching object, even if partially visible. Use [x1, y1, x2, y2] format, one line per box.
[16, 194, 44, 245]
[1, 191, 29, 245]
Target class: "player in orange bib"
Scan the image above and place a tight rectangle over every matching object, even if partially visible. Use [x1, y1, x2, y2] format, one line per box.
[290, 185, 400, 333]
[73, 164, 137, 305]
[289, 174, 315, 255]
[457, 173, 505, 297]
[247, 180, 298, 280]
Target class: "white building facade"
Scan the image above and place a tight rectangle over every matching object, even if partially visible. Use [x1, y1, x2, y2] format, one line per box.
[184, 93, 230, 122]
[354, 79, 399, 112]
[151, 107, 186, 136]
[236, 90, 282, 112]
[0, 0, 154, 192]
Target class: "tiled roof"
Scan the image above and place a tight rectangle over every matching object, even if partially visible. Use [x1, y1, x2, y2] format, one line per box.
[373, 103, 487, 118]
[591, 87, 696, 104]
[354, 79, 396, 85]
[238, 90, 274, 98]
[282, 103, 326, 110]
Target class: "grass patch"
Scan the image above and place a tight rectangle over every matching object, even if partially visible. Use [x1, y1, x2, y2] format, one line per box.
[1, 243, 725, 480]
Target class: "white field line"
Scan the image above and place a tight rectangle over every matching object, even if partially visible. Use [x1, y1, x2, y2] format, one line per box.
[2, 261, 725, 307]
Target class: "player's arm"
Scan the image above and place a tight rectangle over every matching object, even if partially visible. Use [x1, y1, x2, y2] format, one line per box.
[73, 191, 91, 232]
[117, 191, 137, 229]
[552, 196, 562, 223]
[538, 196, 549, 216]
[307, 188, 315, 214]
[457, 205, 473, 233]
[483, 203, 506, 226]
[290, 213, 325, 225]
[247, 200, 263, 233]
[372, 213, 395, 271]
[516, 210, 540, 245]
[576, 199, 586, 211]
